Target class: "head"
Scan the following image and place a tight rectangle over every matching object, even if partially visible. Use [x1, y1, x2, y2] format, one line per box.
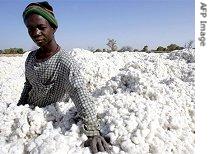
[23, 1, 58, 47]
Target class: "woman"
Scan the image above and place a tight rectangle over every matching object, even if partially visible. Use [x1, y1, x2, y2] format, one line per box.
[18, 1, 110, 153]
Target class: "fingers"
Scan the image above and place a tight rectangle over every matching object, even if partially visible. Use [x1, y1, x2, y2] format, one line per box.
[82, 139, 89, 147]
[85, 136, 112, 154]
[97, 138, 105, 152]
[100, 137, 112, 153]
[90, 137, 98, 154]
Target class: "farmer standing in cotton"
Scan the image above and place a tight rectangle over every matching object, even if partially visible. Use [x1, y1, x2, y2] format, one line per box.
[18, 1, 110, 153]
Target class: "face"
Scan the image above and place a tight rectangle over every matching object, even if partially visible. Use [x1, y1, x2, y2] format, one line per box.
[24, 14, 56, 47]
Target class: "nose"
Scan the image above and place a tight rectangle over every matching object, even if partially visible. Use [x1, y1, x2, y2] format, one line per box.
[30, 28, 41, 37]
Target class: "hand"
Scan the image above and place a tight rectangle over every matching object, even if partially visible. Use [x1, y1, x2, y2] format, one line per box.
[83, 135, 111, 154]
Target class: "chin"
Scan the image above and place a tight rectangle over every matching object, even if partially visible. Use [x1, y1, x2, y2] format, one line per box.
[35, 42, 47, 47]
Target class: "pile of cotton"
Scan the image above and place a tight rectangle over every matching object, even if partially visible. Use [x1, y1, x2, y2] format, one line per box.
[0, 49, 195, 154]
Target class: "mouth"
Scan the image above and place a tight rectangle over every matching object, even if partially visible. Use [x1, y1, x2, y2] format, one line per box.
[34, 38, 45, 45]
[32, 37, 48, 46]
[34, 39, 43, 42]
[33, 39, 45, 47]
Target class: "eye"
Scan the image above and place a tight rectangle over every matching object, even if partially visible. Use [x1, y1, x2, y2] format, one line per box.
[38, 26, 47, 30]
[27, 27, 35, 32]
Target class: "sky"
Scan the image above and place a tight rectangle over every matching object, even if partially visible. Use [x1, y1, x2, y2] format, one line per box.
[0, 0, 194, 51]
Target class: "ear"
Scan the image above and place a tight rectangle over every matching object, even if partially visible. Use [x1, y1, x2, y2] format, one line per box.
[52, 27, 57, 34]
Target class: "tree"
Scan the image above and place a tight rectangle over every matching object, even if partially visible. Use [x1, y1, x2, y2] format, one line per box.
[106, 39, 118, 51]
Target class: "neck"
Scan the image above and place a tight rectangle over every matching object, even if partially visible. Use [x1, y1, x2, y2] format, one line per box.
[40, 39, 59, 54]
[36, 39, 60, 60]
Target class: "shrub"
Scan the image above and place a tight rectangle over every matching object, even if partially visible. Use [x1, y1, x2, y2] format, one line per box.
[87, 47, 95, 52]
[95, 49, 102, 52]
[2, 48, 24, 54]
[133, 49, 139, 52]
[141, 45, 148, 52]
[156, 46, 167, 52]
[179, 47, 185, 50]
[118, 46, 133, 52]
[17, 48, 24, 54]
[166, 44, 182, 51]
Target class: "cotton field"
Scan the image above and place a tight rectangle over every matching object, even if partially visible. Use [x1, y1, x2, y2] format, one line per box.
[0, 49, 195, 154]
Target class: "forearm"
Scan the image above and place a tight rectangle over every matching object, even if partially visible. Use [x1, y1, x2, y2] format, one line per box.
[67, 57, 100, 136]
[69, 87, 100, 136]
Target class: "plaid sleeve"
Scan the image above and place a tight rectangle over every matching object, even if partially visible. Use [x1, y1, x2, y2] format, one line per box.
[18, 77, 32, 105]
[18, 53, 33, 105]
[67, 59, 100, 136]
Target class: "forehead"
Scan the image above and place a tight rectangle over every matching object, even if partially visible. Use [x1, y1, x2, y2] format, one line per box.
[24, 14, 49, 27]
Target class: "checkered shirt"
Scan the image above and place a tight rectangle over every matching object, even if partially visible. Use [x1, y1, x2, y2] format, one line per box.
[18, 49, 100, 136]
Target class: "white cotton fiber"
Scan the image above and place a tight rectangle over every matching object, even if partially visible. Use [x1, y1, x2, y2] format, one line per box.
[0, 49, 194, 154]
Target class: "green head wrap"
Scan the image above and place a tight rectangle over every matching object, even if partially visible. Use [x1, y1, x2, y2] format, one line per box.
[23, 1, 58, 28]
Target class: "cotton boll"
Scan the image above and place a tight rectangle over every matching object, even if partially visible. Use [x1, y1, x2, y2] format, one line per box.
[54, 136, 70, 153]
[125, 119, 138, 133]
[112, 146, 120, 154]
[119, 151, 126, 154]
[81, 147, 91, 154]
[106, 132, 117, 144]
[141, 128, 150, 138]
[146, 120, 159, 142]
[185, 142, 194, 154]
[113, 119, 123, 128]
[55, 145, 69, 154]
[70, 124, 79, 133]
[120, 140, 136, 153]
[27, 109, 47, 135]
[151, 137, 166, 154]
[148, 144, 159, 154]
[26, 141, 36, 152]
[117, 127, 128, 137]
[8, 118, 28, 139]
[110, 107, 118, 116]
[79, 134, 87, 141]
[118, 108, 129, 115]
[0, 149, 7, 154]
[35, 137, 57, 154]
[8, 143, 24, 154]
[109, 124, 115, 132]
[21, 123, 30, 135]
[131, 136, 140, 145]
[43, 121, 54, 133]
